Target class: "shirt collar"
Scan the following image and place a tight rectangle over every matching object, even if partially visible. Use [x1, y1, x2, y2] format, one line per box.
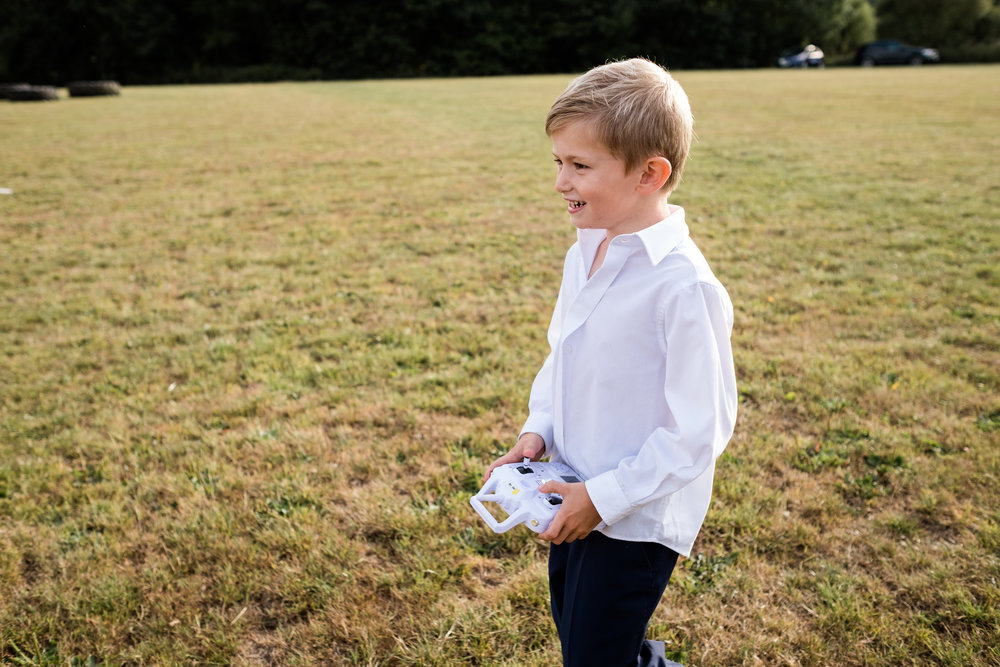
[576, 205, 689, 267]
[635, 205, 689, 265]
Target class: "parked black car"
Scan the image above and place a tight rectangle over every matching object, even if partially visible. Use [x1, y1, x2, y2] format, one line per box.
[854, 40, 940, 66]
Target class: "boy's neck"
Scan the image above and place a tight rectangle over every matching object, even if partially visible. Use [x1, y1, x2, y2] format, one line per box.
[603, 196, 673, 240]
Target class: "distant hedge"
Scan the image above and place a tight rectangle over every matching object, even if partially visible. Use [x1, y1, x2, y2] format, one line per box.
[0, 0, 996, 84]
[940, 42, 1000, 63]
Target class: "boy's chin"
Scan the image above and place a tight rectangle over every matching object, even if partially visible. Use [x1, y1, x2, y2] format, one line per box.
[571, 220, 604, 233]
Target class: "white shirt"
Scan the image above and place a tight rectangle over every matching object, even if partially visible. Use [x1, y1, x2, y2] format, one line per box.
[521, 206, 737, 556]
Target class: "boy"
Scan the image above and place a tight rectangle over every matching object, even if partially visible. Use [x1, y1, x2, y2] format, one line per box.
[484, 59, 737, 666]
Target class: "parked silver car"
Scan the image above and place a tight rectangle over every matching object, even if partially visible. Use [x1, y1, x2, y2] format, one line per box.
[777, 44, 825, 68]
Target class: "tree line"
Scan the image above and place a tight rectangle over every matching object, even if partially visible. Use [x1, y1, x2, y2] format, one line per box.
[1, 0, 998, 85]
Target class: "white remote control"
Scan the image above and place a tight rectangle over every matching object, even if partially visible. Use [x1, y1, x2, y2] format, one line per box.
[470, 458, 582, 533]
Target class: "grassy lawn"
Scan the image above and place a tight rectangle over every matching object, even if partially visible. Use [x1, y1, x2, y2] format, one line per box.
[1, 65, 998, 665]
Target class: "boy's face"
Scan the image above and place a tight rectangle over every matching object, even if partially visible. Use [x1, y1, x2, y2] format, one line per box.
[550, 120, 657, 237]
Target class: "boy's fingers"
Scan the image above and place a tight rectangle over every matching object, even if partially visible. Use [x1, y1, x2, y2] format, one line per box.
[539, 482, 571, 543]
[539, 513, 564, 543]
[539, 480, 567, 495]
[516, 433, 544, 461]
[482, 460, 505, 484]
[482, 461, 501, 485]
[482, 450, 521, 484]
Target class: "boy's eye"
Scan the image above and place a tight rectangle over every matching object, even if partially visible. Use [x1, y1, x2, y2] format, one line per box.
[574, 163, 588, 170]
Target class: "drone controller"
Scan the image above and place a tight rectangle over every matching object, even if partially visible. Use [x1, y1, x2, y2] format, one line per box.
[470, 458, 582, 534]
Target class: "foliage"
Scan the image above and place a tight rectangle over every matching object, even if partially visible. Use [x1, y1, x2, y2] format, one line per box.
[822, 0, 878, 55]
[877, 0, 999, 46]
[1, 0, 888, 84]
[1, 66, 999, 665]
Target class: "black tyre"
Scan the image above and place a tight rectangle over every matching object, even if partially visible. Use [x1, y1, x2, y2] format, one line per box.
[0, 83, 31, 100]
[67, 80, 121, 97]
[8, 85, 59, 101]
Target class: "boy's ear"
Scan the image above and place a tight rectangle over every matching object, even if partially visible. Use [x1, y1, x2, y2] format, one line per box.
[636, 157, 672, 194]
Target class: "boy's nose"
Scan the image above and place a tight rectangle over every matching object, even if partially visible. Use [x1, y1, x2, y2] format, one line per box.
[554, 170, 571, 193]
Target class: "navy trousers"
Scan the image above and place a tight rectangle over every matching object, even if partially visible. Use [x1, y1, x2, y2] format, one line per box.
[549, 531, 682, 667]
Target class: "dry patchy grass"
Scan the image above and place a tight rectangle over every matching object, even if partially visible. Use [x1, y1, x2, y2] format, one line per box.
[1, 67, 998, 665]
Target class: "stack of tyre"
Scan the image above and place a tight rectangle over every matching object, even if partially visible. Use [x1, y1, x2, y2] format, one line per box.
[1, 80, 121, 102]
[67, 81, 122, 97]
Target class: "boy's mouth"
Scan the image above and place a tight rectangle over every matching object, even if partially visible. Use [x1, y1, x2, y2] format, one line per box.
[567, 200, 587, 214]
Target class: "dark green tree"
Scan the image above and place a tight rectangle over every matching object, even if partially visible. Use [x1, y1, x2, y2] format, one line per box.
[0, 0, 993, 84]
[877, 0, 992, 46]
[821, 0, 877, 55]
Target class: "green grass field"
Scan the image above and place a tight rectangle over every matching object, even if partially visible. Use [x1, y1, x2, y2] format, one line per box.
[1, 65, 999, 665]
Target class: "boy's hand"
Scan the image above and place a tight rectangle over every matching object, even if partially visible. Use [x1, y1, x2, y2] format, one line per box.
[482, 433, 545, 485]
[538, 481, 602, 544]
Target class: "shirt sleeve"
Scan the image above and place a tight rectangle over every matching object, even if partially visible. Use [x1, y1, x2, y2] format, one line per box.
[520, 249, 576, 456]
[519, 286, 565, 456]
[585, 280, 738, 525]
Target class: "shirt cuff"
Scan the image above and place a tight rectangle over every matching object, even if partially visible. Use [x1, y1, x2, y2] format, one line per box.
[519, 414, 553, 457]
[585, 470, 632, 526]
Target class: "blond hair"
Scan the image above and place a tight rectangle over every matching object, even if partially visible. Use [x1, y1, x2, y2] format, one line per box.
[546, 58, 693, 194]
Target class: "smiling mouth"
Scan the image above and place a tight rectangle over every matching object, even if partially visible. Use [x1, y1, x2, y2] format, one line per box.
[567, 200, 587, 213]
